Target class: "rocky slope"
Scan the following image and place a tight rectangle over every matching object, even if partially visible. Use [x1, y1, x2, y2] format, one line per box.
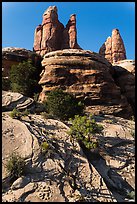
[33, 6, 81, 57]
[99, 29, 126, 63]
[2, 92, 135, 202]
[2, 47, 42, 78]
[38, 49, 133, 119]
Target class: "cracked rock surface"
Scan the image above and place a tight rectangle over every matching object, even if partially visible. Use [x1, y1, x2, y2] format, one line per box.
[2, 110, 135, 202]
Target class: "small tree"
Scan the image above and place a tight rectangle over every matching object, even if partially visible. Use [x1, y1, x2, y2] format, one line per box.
[9, 60, 40, 97]
[44, 88, 84, 120]
[68, 115, 103, 150]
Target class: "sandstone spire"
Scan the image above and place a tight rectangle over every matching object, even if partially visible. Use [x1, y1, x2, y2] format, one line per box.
[99, 29, 126, 63]
[33, 6, 81, 56]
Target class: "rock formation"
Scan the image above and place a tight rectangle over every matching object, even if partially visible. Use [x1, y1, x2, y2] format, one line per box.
[2, 106, 135, 202]
[2, 91, 35, 111]
[2, 47, 42, 78]
[99, 29, 126, 63]
[38, 49, 133, 119]
[33, 6, 81, 57]
[112, 60, 135, 113]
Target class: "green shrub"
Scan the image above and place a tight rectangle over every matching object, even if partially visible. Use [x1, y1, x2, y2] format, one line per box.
[9, 60, 40, 97]
[6, 153, 26, 181]
[43, 88, 84, 120]
[41, 141, 49, 154]
[10, 108, 22, 119]
[126, 190, 135, 199]
[68, 114, 103, 150]
[10, 108, 29, 119]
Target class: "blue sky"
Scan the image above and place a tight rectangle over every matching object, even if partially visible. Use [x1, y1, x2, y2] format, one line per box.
[2, 2, 135, 59]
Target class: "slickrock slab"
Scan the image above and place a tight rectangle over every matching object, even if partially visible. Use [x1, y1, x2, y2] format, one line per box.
[2, 113, 135, 202]
[2, 91, 35, 111]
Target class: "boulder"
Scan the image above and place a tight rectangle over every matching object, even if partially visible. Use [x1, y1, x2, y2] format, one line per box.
[33, 6, 81, 57]
[38, 49, 133, 119]
[2, 91, 35, 111]
[99, 29, 126, 63]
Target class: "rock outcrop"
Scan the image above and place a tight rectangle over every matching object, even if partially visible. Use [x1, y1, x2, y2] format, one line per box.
[33, 6, 81, 57]
[38, 49, 133, 119]
[113, 59, 135, 75]
[2, 91, 35, 111]
[2, 47, 42, 78]
[99, 29, 126, 63]
[2, 109, 135, 202]
[112, 60, 135, 113]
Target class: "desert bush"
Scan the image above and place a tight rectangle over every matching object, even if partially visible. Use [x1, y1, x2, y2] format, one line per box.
[6, 153, 27, 181]
[10, 108, 29, 119]
[68, 114, 103, 150]
[9, 60, 40, 97]
[10, 108, 22, 119]
[43, 88, 84, 120]
[41, 141, 49, 154]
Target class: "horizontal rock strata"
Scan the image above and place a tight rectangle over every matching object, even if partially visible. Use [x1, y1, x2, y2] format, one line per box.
[38, 49, 133, 119]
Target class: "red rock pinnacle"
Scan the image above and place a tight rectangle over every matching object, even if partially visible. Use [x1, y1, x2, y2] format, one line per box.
[33, 6, 81, 57]
[99, 29, 126, 63]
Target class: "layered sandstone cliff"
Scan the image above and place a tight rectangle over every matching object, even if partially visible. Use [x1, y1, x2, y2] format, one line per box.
[99, 29, 126, 63]
[38, 49, 133, 119]
[33, 6, 81, 57]
[2, 47, 42, 78]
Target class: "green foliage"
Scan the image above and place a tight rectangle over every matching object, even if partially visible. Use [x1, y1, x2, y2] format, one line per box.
[41, 141, 49, 154]
[10, 108, 29, 119]
[126, 190, 135, 199]
[10, 108, 22, 119]
[9, 60, 39, 97]
[68, 114, 103, 150]
[6, 153, 26, 181]
[44, 88, 84, 120]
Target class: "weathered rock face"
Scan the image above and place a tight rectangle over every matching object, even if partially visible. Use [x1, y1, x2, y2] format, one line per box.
[2, 47, 42, 78]
[112, 60, 135, 113]
[38, 49, 133, 119]
[2, 91, 35, 111]
[113, 59, 135, 75]
[33, 6, 81, 57]
[99, 29, 126, 63]
[2, 111, 135, 202]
